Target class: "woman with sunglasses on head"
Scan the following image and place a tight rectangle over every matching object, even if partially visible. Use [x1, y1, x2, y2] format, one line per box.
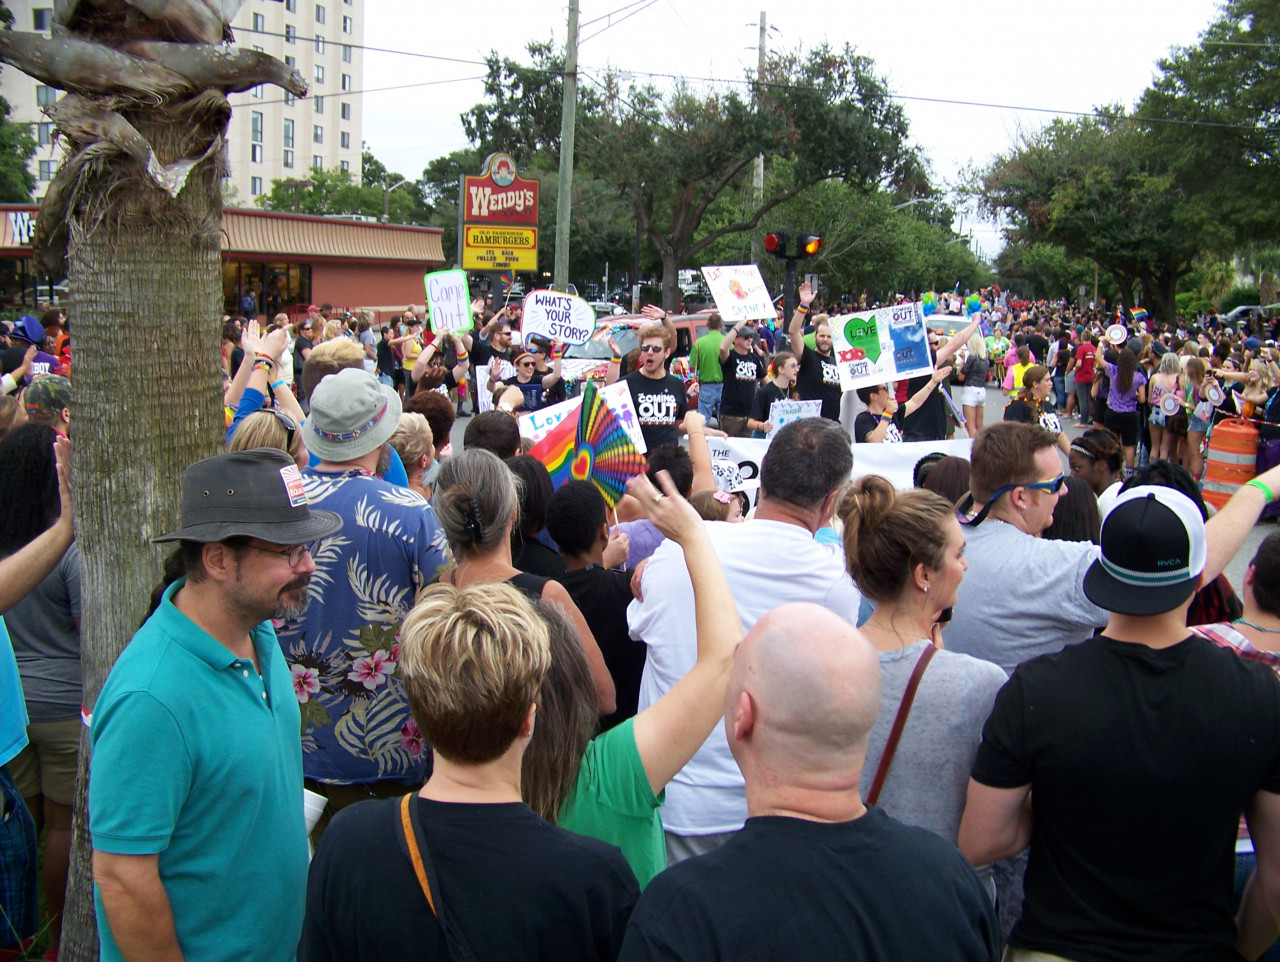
[502, 345, 563, 413]
[1003, 365, 1069, 454]
[1066, 427, 1126, 517]
[837, 475, 1006, 897]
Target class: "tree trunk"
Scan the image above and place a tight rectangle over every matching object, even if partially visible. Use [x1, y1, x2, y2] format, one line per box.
[58, 111, 226, 962]
[659, 246, 681, 313]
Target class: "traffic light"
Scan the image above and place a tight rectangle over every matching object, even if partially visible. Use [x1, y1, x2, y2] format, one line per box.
[764, 231, 789, 258]
[798, 233, 824, 257]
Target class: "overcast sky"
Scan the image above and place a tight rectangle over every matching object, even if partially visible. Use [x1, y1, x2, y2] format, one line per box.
[360, 0, 1225, 259]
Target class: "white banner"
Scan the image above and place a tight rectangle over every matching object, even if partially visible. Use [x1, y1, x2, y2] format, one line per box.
[517, 380, 647, 453]
[705, 436, 973, 507]
[767, 399, 823, 437]
[829, 302, 935, 391]
[700, 264, 775, 322]
[424, 269, 471, 335]
[521, 289, 596, 346]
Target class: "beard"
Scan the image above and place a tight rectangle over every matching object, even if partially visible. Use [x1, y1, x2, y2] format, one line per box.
[272, 575, 313, 622]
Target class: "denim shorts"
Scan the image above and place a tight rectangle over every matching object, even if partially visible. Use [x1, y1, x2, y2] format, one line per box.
[1188, 413, 1209, 434]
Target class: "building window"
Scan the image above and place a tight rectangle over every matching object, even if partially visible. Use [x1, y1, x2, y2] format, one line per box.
[253, 45, 263, 53]
[252, 11, 264, 31]
[314, 35, 324, 53]
[314, 4, 325, 23]
[284, 92, 295, 105]
[251, 144, 263, 163]
[313, 95, 323, 113]
[283, 149, 294, 168]
[36, 85, 58, 107]
[285, 0, 295, 10]
[284, 23, 295, 43]
[342, 15, 352, 33]
[251, 176, 263, 196]
[285, 55, 296, 68]
[340, 102, 350, 121]
[37, 122, 53, 146]
[341, 73, 350, 91]
[341, 44, 352, 63]
[38, 160, 58, 181]
[314, 64, 324, 84]
[251, 110, 263, 143]
[251, 84, 263, 99]
[340, 160, 349, 172]
[32, 8, 52, 30]
[283, 118, 295, 148]
[340, 131, 349, 149]
[312, 155, 323, 170]
[312, 125, 323, 144]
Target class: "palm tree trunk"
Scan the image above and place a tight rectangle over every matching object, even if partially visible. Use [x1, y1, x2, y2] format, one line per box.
[57, 111, 227, 962]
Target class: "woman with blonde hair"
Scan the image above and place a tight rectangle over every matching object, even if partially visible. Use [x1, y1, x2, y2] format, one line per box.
[955, 331, 990, 437]
[388, 412, 435, 500]
[433, 448, 616, 714]
[320, 318, 343, 343]
[228, 409, 306, 469]
[838, 476, 1006, 892]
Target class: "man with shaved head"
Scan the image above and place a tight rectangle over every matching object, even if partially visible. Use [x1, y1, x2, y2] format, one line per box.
[618, 604, 999, 962]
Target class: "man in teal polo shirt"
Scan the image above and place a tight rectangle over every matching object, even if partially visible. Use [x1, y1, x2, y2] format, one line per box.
[89, 448, 342, 962]
[688, 314, 725, 420]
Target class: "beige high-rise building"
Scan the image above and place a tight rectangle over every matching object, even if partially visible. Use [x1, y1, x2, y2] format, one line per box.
[0, 0, 364, 205]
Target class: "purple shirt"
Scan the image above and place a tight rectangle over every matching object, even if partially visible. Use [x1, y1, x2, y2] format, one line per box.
[1104, 363, 1147, 413]
[615, 519, 664, 570]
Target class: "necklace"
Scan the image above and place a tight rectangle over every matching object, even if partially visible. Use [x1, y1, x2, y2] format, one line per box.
[1233, 617, 1280, 634]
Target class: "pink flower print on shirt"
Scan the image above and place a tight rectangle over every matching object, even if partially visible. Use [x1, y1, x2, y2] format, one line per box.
[291, 663, 321, 704]
[400, 718, 425, 759]
[347, 650, 393, 691]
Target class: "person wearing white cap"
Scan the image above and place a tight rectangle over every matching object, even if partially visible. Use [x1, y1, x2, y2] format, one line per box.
[959, 462, 1280, 962]
[274, 367, 452, 838]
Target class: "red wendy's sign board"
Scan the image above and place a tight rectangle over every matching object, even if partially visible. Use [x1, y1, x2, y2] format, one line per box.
[460, 152, 539, 270]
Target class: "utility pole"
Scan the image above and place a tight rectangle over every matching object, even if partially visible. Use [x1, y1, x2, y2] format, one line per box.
[553, 0, 580, 293]
[751, 12, 766, 267]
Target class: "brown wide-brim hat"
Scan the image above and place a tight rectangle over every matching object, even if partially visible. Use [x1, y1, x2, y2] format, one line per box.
[152, 448, 343, 545]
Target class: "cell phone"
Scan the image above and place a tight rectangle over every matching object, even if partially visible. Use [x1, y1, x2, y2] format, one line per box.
[936, 607, 953, 627]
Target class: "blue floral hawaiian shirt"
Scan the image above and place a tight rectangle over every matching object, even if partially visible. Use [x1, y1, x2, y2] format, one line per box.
[276, 468, 452, 785]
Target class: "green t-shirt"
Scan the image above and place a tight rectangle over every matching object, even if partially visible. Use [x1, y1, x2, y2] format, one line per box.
[689, 331, 725, 382]
[558, 717, 666, 888]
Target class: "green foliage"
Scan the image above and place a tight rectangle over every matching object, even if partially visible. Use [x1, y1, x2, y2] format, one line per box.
[1218, 284, 1261, 314]
[1175, 291, 1197, 312]
[255, 153, 426, 224]
[0, 96, 36, 202]
[995, 241, 1106, 302]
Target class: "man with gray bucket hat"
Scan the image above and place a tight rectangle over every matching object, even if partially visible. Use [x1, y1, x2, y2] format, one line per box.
[89, 447, 343, 962]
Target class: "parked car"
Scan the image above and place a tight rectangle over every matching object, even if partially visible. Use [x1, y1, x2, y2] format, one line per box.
[561, 312, 712, 394]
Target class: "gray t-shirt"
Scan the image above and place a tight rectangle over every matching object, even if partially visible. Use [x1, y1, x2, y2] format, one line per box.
[946, 520, 1108, 672]
[861, 641, 1007, 846]
[2, 541, 81, 720]
[359, 328, 377, 373]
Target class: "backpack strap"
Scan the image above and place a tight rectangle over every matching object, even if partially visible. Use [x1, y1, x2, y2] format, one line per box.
[866, 644, 937, 808]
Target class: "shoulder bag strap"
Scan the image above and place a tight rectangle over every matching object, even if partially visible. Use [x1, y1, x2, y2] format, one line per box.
[397, 793, 481, 962]
[866, 644, 937, 808]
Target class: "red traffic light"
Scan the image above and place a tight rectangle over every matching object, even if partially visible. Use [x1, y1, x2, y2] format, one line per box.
[764, 231, 789, 256]
[798, 233, 824, 257]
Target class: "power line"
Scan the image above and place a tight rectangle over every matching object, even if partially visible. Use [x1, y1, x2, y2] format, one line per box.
[228, 74, 486, 110]
[580, 0, 651, 29]
[579, 0, 659, 46]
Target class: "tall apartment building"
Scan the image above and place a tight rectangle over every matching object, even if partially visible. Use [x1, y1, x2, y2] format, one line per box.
[0, 0, 364, 206]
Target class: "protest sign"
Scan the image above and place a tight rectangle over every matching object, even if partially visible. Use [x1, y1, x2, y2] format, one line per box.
[424, 270, 471, 335]
[828, 302, 934, 391]
[766, 398, 822, 437]
[700, 265, 775, 323]
[521, 289, 596, 346]
[517, 380, 646, 453]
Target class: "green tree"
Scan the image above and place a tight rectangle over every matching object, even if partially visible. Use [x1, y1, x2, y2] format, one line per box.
[256, 164, 422, 223]
[994, 241, 1102, 302]
[0, 3, 36, 201]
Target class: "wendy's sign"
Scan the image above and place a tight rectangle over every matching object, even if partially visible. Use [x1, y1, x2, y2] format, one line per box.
[460, 152, 539, 270]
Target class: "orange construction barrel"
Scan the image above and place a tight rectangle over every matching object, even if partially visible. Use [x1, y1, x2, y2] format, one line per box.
[1202, 418, 1258, 511]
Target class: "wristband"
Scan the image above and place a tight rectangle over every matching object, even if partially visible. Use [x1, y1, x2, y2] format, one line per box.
[269, 379, 286, 391]
[796, 304, 809, 315]
[609, 357, 621, 365]
[252, 359, 274, 373]
[1247, 479, 1275, 503]
[879, 411, 894, 422]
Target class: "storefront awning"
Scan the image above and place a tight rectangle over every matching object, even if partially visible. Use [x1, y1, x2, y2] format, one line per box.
[221, 210, 444, 264]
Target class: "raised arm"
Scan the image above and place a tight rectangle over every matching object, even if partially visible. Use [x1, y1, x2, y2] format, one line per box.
[604, 336, 623, 386]
[682, 411, 716, 492]
[936, 315, 982, 366]
[787, 282, 816, 364]
[1203, 462, 1280, 585]
[719, 321, 742, 362]
[640, 304, 675, 343]
[628, 470, 741, 795]
[903, 366, 953, 418]
[541, 343, 563, 390]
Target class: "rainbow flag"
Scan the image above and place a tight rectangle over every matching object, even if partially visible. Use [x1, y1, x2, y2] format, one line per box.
[529, 409, 579, 489]
[1131, 307, 1148, 321]
[528, 381, 645, 507]
[500, 270, 515, 294]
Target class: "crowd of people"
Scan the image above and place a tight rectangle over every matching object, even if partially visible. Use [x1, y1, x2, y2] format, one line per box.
[0, 291, 1279, 962]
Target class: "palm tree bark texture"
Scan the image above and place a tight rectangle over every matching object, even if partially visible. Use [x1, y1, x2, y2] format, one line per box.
[0, 3, 306, 958]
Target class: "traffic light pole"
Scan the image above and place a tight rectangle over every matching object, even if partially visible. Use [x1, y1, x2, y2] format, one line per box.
[783, 257, 798, 330]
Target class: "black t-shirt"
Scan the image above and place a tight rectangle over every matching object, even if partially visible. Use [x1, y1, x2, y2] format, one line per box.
[972, 635, 1280, 961]
[1026, 333, 1050, 364]
[293, 335, 313, 380]
[472, 339, 514, 383]
[749, 381, 791, 425]
[504, 375, 551, 412]
[512, 535, 567, 581]
[623, 370, 687, 450]
[854, 408, 904, 443]
[901, 370, 947, 441]
[618, 809, 997, 962]
[562, 565, 645, 732]
[718, 351, 765, 417]
[1003, 399, 1063, 435]
[376, 338, 396, 376]
[301, 796, 638, 962]
[795, 347, 843, 421]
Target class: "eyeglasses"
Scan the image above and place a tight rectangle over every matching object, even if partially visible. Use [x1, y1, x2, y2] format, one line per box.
[518, 361, 535, 368]
[959, 474, 1066, 526]
[639, 344, 665, 354]
[266, 409, 297, 451]
[246, 540, 322, 567]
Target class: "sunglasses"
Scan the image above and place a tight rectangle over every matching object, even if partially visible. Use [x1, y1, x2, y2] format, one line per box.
[266, 409, 297, 451]
[518, 361, 535, 368]
[639, 344, 665, 354]
[959, 474, 1065, 527]
[247, 539, 323, 567]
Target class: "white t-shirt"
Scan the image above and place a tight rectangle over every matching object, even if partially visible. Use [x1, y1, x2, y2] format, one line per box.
[629, 517, 863, 835]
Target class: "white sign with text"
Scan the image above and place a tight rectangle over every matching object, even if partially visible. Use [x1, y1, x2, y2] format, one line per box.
[829, 302, 935, 391]
[424, 270, 471, 335]
[521, 290, 596, 346]
[517, 380, 647, 453]
[701, 264, 775, 322]
[766, 399, 823, 437]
